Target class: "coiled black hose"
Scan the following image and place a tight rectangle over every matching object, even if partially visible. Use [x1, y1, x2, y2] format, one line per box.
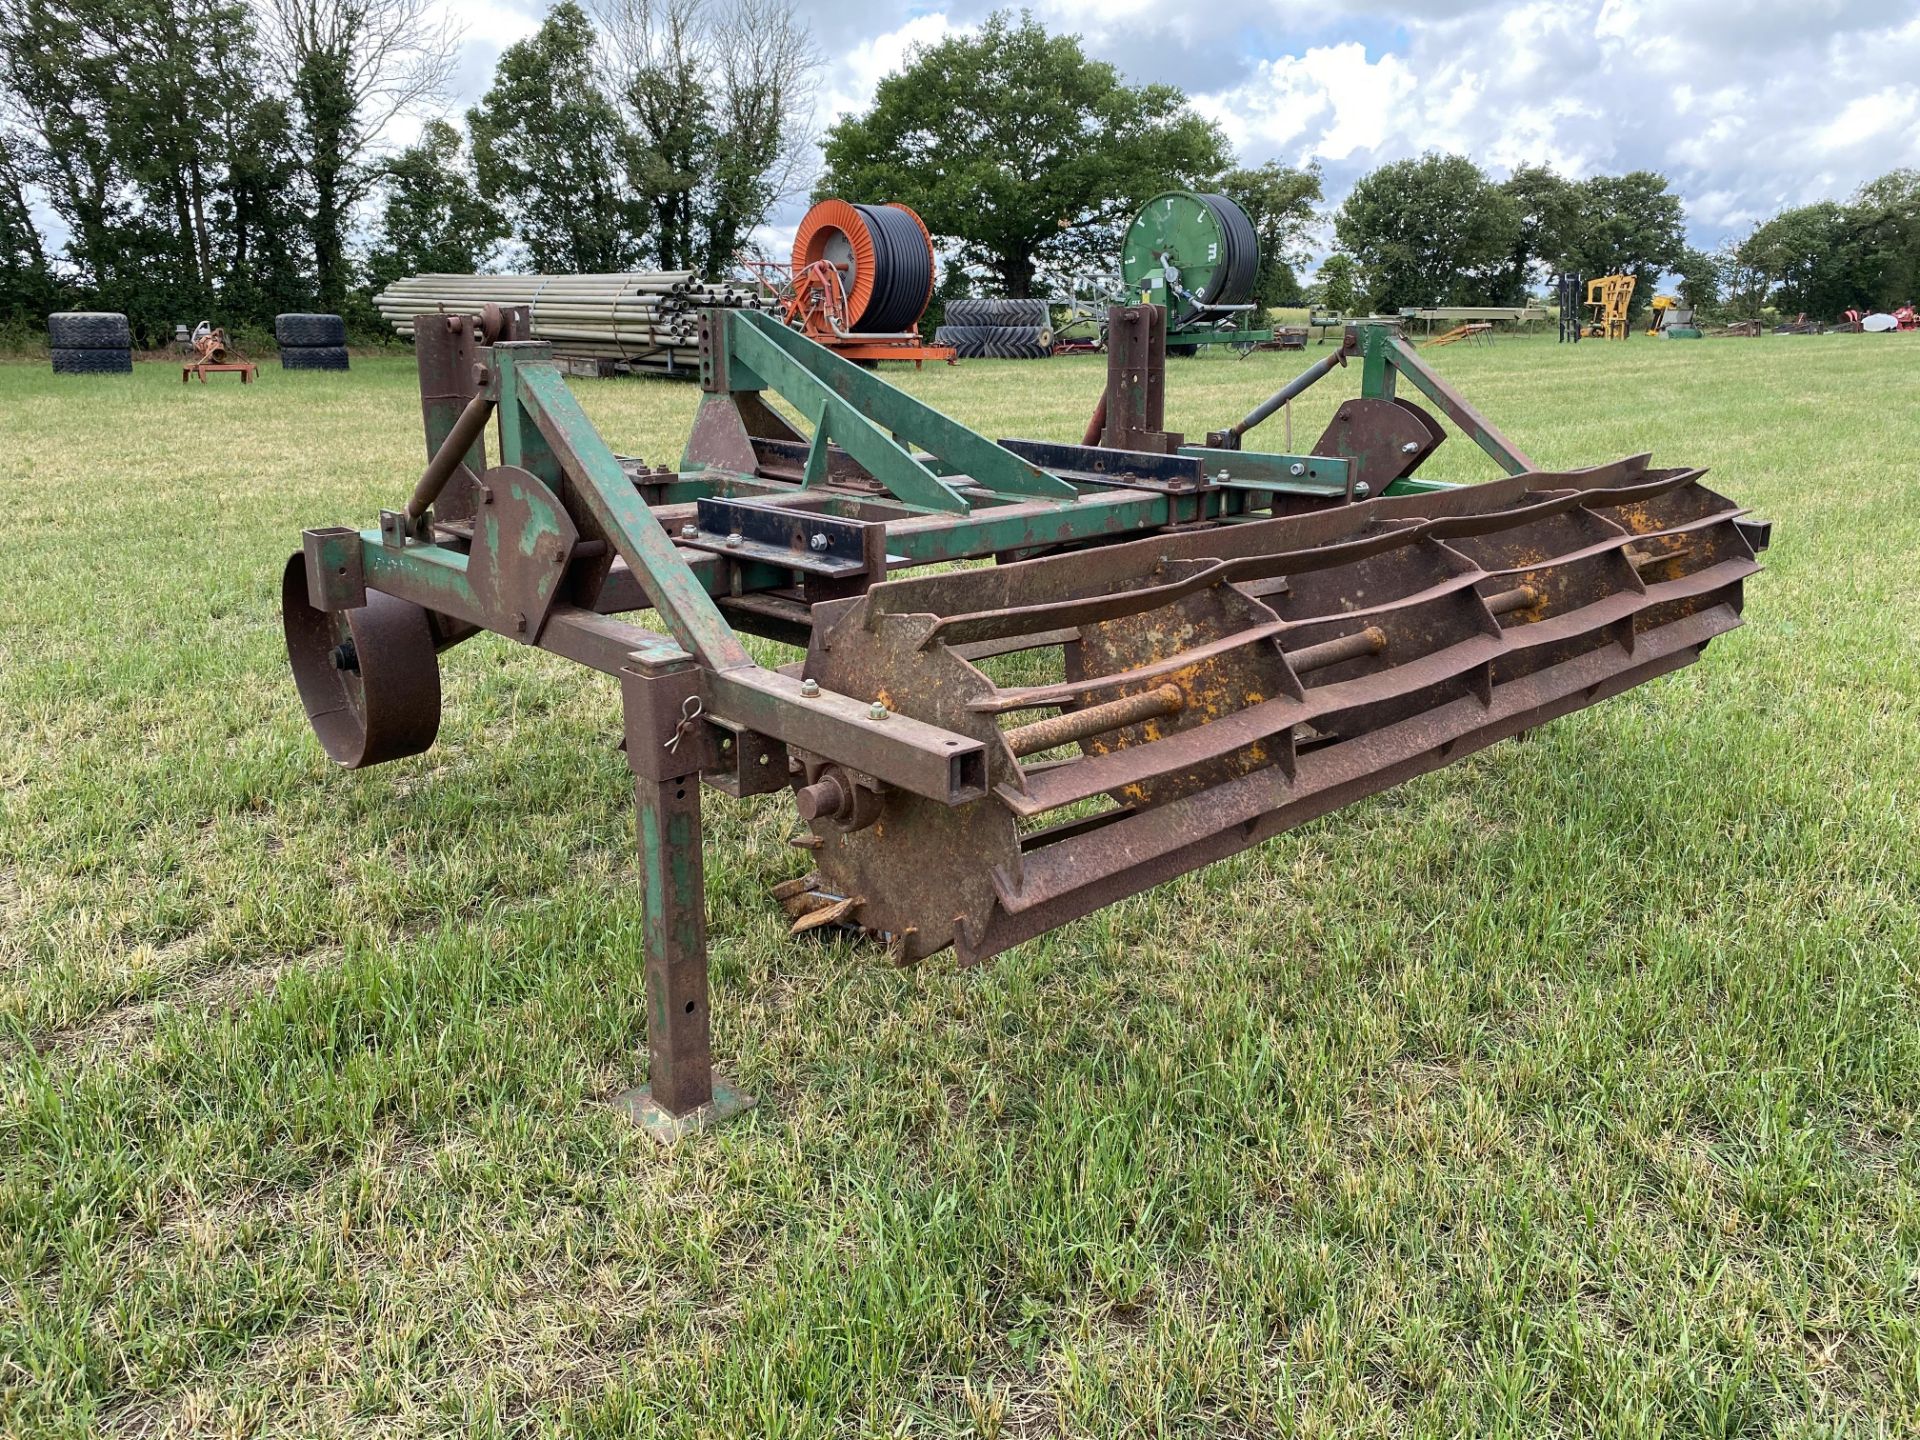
[853, 204, 934, 333]
[1194, 193, 1259, 310]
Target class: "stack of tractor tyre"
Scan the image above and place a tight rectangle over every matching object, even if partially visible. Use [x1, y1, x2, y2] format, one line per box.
[935, 298, 1054, 359]
[276, 313, 349, 371]
[49, 312, 133, 375]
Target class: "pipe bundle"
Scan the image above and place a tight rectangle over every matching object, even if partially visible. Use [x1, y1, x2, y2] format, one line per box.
[373, 272, 785, 376]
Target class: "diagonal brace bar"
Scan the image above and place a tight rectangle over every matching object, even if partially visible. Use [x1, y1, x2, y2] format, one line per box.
[1382, 331, 1536, 475]
[721, 309, 1078, 510]
[506, 348, 756, 672]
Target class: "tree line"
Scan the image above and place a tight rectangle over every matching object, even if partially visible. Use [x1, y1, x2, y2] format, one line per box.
[1310, 151, 1918, 321]
[0, 0, 821, 343]
[0, 2, 1910, 345]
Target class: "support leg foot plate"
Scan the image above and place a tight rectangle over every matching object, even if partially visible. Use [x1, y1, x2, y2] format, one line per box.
[611, 1080, 756, 1144]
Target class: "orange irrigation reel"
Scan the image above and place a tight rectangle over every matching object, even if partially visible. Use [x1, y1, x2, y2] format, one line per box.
[778, 199, 954, 365]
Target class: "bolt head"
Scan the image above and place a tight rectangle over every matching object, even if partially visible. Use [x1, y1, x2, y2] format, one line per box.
[1288, 462, 1306, 477]
[1353, 482, 1371, 499]
[809, 532, 830, 551]
[1401, 441, 1420, 454]
[725, 531, 744, 547]
[799, 678, 821, 698]
[679, 522, 698, 538]
[867, 701, 888, 721]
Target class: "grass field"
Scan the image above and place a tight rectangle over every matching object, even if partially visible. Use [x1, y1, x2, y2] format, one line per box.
[3, 332, 1919, 1438]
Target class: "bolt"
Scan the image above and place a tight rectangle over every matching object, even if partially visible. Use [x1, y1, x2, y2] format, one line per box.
[1353, 482, 1371, 499]
[809, 532, 830, 551]
[679, 522, 698, 538]
[1214, 468, 1230, 483]
[725, 531, 744, 548]
[1401, 441, 1420, 454]
[867, 701, 889, 721]
[329, 639, 359, 673]
[471, 362, 491, 387]
[799, 677, 821, 698]
[1289, 462, 1306, 477]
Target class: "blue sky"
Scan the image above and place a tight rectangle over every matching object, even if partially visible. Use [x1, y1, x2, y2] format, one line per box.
[433, 0, 1920, 259]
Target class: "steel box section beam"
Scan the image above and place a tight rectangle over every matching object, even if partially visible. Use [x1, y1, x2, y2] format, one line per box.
[718, 309, 1078, 511]
[1178, 447, 1351, 498]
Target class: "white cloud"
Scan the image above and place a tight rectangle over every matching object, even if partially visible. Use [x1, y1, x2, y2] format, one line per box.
[1812, 87, 1920, 155]
[1194, 43, 1418, 163]
[813, 14, 973, 129]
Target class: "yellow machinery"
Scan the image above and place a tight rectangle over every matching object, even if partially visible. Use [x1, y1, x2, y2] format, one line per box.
[1645, 294, 1678, 335]
[1583, 274, 1635, 340]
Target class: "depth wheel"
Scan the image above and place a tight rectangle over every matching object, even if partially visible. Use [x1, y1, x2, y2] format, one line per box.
[282, 553, 440, 768]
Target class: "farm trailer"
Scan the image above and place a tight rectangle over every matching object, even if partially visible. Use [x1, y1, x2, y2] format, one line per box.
[282, 304, 1767, 1138]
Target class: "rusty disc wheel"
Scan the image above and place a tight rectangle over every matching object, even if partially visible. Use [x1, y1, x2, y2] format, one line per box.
[282, 552, 440, 768]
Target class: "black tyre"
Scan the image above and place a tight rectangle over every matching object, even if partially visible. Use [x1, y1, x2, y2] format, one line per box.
[275, 312, 347, 347]
[935, 324, 1053, 359]
[48, 311, 131, 349]
[51, 346, 133, 375]
[281, 344, 350, 371]
[944, 297, 1052, 328]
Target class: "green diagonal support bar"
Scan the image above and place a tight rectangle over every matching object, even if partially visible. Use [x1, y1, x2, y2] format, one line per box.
[722, 309, 1077, 511]
[1378, 328, 1535, 476]
[509, 351, 755, 672]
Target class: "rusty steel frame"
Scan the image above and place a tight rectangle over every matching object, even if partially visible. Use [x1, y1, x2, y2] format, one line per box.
[283, 304, 1766, 1138]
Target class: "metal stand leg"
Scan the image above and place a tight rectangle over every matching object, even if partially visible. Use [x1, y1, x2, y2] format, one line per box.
[610, 655, 755, 1142]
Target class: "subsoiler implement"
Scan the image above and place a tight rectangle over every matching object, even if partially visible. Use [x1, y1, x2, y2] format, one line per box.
[283, 304, 1766, 1136]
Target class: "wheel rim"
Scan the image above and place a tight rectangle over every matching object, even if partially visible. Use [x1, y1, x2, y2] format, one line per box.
[282, 553, 441, 768]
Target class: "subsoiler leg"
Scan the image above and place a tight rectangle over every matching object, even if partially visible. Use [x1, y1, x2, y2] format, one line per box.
[610, 657, 755, 1141]
[637, 768, 711, 1112]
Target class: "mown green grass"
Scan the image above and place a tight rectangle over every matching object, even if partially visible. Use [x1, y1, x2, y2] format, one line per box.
[2, 334, 1917, 1438]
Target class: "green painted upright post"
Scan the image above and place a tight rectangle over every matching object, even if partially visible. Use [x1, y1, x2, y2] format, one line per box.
[1357, 321, 1396, 400]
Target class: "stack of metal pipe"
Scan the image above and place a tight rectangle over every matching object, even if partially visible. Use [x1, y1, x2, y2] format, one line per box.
[372, 272, 786, 376]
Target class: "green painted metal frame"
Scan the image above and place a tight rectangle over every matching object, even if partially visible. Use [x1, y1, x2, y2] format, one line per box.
[354, 323, 1489, 669]
[1174, 325, 1274, 348]
[703, 309, 1077, 514]
[1354, 322, 1534, 476]
[303, 304, 1609, 1137]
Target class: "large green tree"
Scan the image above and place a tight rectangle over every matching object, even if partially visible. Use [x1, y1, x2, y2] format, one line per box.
[365, 120, 505, 290]
[1731, 171, 1920, 318]
[469, 2, 643, 273]
[0, 0, 266, 336]
[1310, 253, 1359, 315]
[1216, 161, 1321, 309]
[1492, 164, 1582, 302]
[0, 130, 51, 323]
[1334, 152, 1520, 310]
[258, 0, 457, 311]
[1838, 168, 1919, 309]
[1560, 170, 1686, 318]
[1735, 203, 1856, 318]
[214, 94, 312, 326]
[597, 0, 820, 275]
[818, 10, 1231, 297]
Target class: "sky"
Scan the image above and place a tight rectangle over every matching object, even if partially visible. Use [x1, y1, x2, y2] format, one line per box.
[434, 0, 1920, 262]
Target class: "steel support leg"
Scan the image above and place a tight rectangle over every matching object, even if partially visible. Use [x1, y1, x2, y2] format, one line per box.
[610, 654, 755, 1141]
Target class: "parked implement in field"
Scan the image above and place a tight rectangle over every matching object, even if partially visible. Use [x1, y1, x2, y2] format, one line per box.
[283, 304, 1765, 1137]
[777, 199, 954, 366]
[1122, 191, 1269, 352]
[1584, 274, 1636, 340]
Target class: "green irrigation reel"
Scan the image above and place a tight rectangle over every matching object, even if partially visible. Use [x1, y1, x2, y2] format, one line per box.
[1120, 191, 1268, 352]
